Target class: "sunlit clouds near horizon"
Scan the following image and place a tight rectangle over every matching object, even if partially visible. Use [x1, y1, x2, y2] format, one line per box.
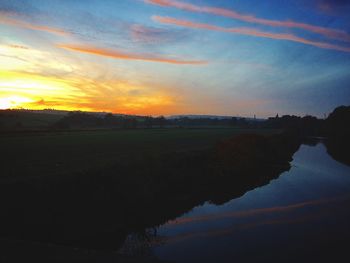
[0, 0, 350, 117]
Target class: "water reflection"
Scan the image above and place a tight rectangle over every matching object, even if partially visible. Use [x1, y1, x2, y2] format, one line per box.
[165, 195, 349, 227]
[146, 143, 350, 263]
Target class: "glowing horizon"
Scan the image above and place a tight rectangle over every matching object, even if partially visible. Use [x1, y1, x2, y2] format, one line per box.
[1, 0, 349, 117]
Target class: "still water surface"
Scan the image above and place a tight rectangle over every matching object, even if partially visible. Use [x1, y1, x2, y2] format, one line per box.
[144, 142, 350, 262]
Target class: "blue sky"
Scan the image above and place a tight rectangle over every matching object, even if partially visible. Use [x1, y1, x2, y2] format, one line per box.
[0, 0, 349, 117]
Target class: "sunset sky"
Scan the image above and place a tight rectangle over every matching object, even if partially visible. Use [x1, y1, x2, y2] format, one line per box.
[1, 0, 349, 117]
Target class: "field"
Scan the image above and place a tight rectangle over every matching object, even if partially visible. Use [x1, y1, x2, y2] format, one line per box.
[0, 128, 278, 179]
[0, 110, 65, 129]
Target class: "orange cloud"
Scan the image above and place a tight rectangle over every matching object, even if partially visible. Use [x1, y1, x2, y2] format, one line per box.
[0, 16, 69, 36]
[58, 43, 208, 65]
[153, 16, 350, 53]
[145, 0, 350, 43]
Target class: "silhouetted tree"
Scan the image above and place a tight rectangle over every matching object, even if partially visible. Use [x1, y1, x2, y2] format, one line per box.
[325, 105, 350, 137]
[230, 117, 238, 126]
[324, 105, 350, 165]
[145, 116, 154, 128]
[155, 116, 166, 128]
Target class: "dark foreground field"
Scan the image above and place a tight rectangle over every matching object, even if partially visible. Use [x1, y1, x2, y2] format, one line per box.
[0, 128, 278, 179]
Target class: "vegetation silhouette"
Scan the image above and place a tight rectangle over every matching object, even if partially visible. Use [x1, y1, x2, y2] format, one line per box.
[0, 110, 255, 131]
[323, 106, 350, 165]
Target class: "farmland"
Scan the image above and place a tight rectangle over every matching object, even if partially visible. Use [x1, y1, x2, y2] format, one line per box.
[0, 128, 279, 179]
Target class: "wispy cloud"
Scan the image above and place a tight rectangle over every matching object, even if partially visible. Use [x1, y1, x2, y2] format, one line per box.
[8, 44, 29, 49]
[0, 15, 69, 36]
[145, 0, 350, 42]
[131, 24, 167, 43]
[58, 43, 208, 65]
[130, 24, 186, 44]
[316, 0, 350, 13]
[153, 16, 350, 53]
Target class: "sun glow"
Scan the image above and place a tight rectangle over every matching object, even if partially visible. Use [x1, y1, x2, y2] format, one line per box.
[0, 71, 80, 110]
[0, 96, 34, 109]
[0, 69, 180, 114]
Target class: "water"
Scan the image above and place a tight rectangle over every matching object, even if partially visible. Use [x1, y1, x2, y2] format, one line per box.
[148, 142, 350, 262]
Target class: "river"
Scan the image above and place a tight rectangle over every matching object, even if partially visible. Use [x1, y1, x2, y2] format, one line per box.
[120, 141, 350, 262]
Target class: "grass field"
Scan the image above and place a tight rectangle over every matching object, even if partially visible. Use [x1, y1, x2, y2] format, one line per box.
[0, 128, 279, 179]
[0, 110, 65, 129]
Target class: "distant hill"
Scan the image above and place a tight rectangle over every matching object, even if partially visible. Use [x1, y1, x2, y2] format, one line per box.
[167, 114, 266, 122]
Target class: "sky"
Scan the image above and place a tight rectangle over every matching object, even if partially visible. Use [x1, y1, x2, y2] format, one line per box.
[0, 0, 350, 117]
